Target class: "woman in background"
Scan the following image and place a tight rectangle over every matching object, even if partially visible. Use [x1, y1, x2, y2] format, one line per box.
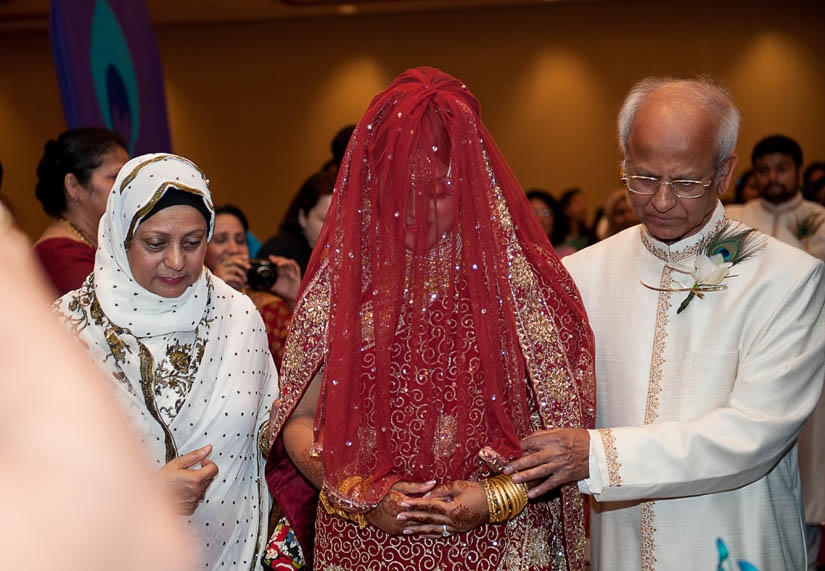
[206, 203, 300, 367]
[258, 170, 335, 274]
[558, 188, 592, 252]
[526, 188, 575, 257]
[593, 188, 638, 241]
[32, 128, 128, 296]
[733, 169, 760, 204]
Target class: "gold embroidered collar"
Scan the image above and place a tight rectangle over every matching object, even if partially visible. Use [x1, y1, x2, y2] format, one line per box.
[640, 203, 729, 263]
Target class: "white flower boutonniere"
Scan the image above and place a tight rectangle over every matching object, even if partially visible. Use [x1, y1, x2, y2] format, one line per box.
[667, 253, 732, 314]
[641, 220, 765, 314]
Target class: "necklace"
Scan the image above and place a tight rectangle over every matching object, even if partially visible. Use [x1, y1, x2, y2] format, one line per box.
[57, 217, 95, 248]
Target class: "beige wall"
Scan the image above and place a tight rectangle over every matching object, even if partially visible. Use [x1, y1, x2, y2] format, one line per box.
[2, 0, 824, 240]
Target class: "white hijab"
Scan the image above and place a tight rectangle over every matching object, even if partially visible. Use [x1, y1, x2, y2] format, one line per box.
[94, 153, 214, 337]
[56, 153, 276, 570]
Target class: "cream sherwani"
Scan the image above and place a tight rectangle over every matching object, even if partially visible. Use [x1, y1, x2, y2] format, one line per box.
[726, 193, 825, 261]
[563, 202, 825, 570]
[728, 194, 825, 527]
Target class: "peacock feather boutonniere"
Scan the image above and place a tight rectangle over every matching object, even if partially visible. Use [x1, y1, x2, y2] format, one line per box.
[642, 220, 765, 314]
[795, 211, 825, 241]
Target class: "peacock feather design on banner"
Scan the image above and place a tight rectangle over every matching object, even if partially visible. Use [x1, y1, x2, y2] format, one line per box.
[50, 0, 170, 154]
[89, 0, 140, 153]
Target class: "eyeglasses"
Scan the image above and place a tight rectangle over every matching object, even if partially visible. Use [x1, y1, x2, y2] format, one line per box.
[533, 209, 551, 218]
[620, 168, 718, 199]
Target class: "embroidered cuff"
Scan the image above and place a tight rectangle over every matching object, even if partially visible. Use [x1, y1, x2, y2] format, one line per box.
[578, 428, 622, 497]
[599, 427, 622, 487]
[578, 428, 604, 495]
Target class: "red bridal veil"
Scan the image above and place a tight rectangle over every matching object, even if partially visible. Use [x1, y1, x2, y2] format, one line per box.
[271, 66, 595, 560]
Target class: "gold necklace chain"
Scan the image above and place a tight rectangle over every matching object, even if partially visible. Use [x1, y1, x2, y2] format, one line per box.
[57, 217, 95, 248]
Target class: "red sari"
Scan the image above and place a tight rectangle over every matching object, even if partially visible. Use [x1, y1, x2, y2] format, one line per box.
[33, 237, 94, 297]
[269, 67, 595, 570]
[246, 289, 291, 368]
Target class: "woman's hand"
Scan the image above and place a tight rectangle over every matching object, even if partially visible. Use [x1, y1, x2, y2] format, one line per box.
[364, 481, 436, 535]
[267, 255, 301, 306]
[156, 445, 219, 515]
[213, 253, 250, 291]
[396, 480, 489, 538]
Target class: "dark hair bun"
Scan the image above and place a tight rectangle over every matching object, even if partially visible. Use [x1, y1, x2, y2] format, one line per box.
[35, 139, 64, 216]
[34, 128, 127, 217]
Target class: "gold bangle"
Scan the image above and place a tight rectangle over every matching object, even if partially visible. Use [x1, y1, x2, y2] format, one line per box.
[498, 475, 520, 518]
[496, 478, 516, 519]
[258, 420, 271, 458]
[319, 490, 369, 529]
[499, 474, 528, 519]
[351, 512, 368, 529]
[485, 474, 529, 521]
[481, 478, 502, 524]
[483, 477, 507, 523]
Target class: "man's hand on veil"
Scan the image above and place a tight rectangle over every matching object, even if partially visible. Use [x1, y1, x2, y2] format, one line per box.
[503, 428, 589, 498]
[156, 444, 219, 515]
[396, 480, 488, 537]
[365, 481, 436, 535]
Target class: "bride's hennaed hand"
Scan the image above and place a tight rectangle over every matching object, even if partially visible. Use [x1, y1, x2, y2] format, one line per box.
[396, 480, 489, 538]
[365, 481, 436, 535]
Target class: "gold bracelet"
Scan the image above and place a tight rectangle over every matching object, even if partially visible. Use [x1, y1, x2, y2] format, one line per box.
[319, 490, 369, 529]
[481, 478, 502, 523]
[499, 474, 528, 519]
[483, 475, 529, 522]
[483, 476, 507, 523]
[497, 475, 525, 518]
[496, 477, 516, 519]
[258, 420, 271, 458]
[351, 511, 368, 529]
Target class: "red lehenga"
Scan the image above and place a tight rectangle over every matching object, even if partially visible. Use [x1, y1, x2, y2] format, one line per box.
[268, 67, 595, 570]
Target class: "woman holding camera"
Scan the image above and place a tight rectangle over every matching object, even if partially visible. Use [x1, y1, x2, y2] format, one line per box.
[205, 204, 300, 367]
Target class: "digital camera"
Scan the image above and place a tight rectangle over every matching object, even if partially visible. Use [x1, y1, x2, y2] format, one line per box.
[246, 259, 277, 290]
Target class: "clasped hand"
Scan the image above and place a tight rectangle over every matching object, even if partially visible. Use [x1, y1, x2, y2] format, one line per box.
[366, 480, 488, 538]
[363, 428, 589, 536]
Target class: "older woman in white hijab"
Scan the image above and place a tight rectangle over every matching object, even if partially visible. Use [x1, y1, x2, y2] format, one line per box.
[56, 154, 277, 569]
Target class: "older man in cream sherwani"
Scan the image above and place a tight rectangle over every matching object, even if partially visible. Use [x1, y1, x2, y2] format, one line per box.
[506, 77, 825, 570]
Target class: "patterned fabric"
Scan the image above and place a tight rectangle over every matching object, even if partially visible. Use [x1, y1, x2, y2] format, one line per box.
[247, 289, 292, 368]
[54, 153, 278, 570]
[32, 237, 95, 297]
[314, 498, 570, 571]
[270, 68, 594, 570]
[568, 203, 825, 570]
[262, 516, 306, 570]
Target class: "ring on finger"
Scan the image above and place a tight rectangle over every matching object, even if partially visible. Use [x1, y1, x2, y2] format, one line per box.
[441, 523, 450, 538]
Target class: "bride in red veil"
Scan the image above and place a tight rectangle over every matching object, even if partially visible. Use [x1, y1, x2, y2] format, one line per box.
[268, 67, 595, 570]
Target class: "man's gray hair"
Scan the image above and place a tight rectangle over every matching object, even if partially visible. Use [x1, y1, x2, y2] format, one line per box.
[617, 76, 741, 166]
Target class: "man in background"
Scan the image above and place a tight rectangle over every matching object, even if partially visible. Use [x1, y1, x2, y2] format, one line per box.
[727, 135, 825, 260]
[727, 134, 825, 569]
